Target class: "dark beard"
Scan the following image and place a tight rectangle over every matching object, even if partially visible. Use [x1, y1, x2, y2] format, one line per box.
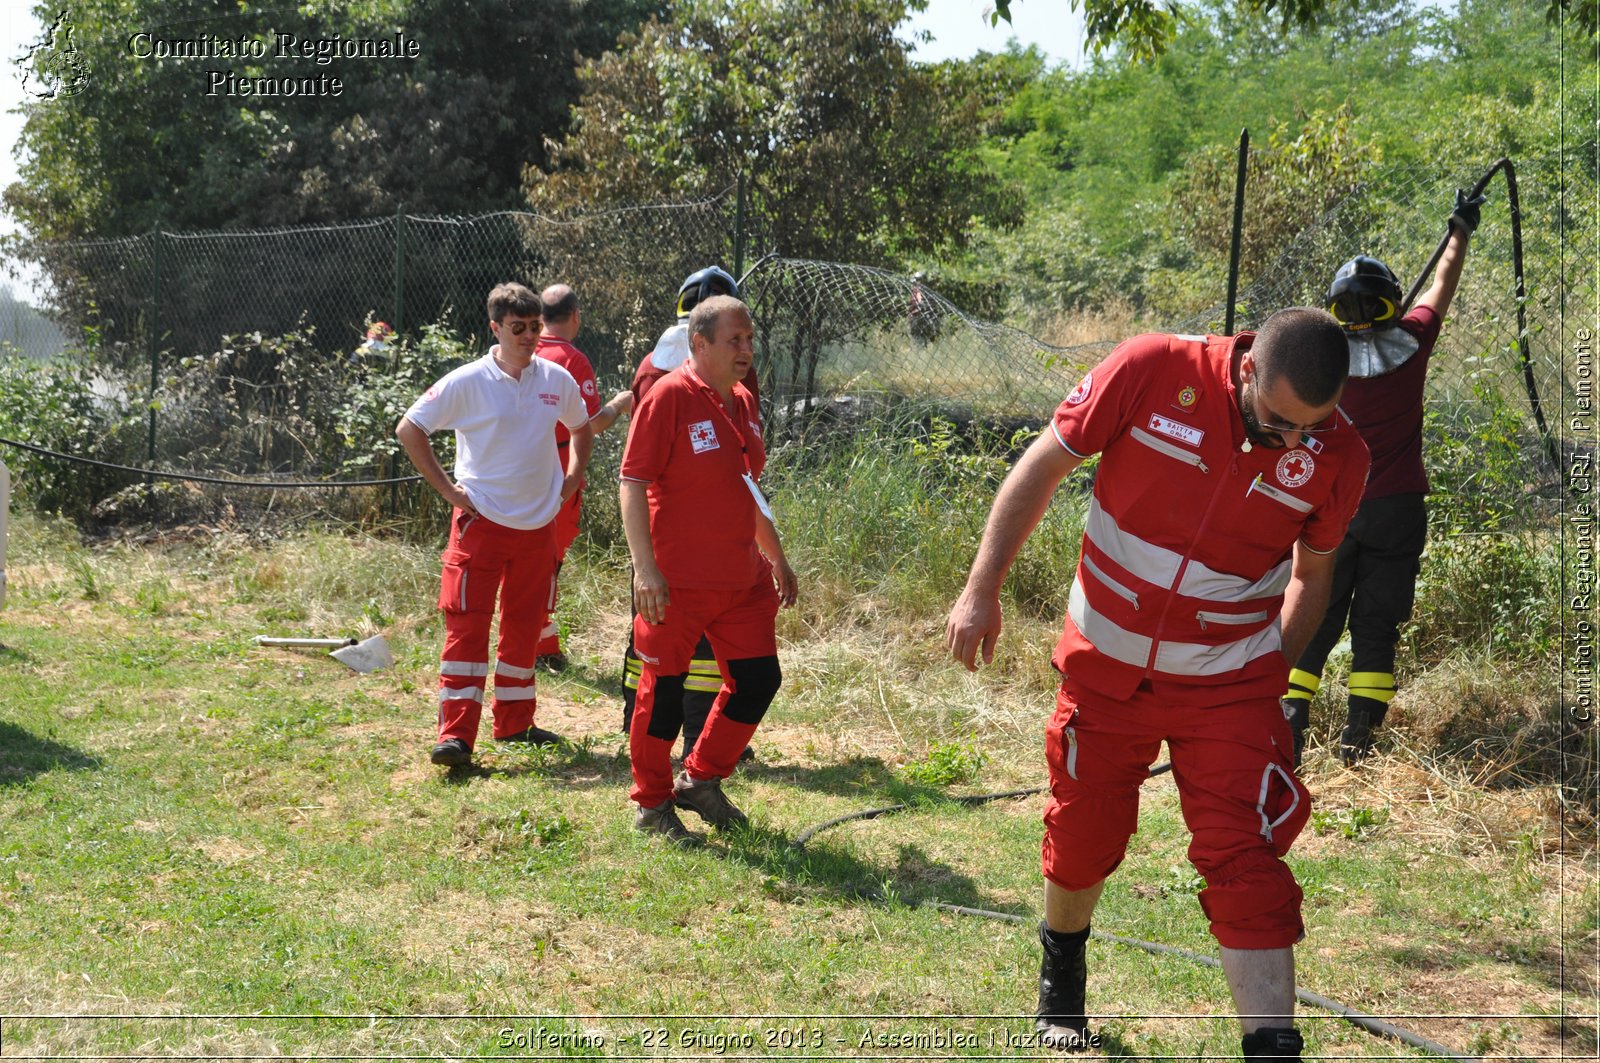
[1239, 384, 1288, 449]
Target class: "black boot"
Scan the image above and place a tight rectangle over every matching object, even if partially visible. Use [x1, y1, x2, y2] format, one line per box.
[1339, 696, 1389, 766]
[1035, 922, 1090, 1050]
[1241, 1026, 1302, 1059]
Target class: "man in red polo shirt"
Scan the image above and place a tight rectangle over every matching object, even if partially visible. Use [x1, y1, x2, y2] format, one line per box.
[535, 283, 634, 671]
[620, 266, 760, 758]
[620, 295, 798, 843]
[949, 309, 1368, 1060]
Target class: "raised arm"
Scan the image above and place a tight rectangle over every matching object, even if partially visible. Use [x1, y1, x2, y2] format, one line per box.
[1414, 189, 1483, 319]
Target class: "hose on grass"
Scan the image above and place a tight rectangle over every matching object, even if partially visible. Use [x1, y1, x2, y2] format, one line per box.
[790, 772, 1478, 1063]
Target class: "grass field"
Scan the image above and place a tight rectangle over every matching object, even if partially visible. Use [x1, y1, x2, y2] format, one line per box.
[0, 508, 1594, 1060]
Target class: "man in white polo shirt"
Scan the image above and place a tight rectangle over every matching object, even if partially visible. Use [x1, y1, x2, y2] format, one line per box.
[396, 281, 596, 767]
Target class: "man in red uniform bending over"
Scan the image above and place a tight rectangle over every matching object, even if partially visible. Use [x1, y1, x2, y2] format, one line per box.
[621, 295, 798, 843]
[397, 282, 595, 767]
[948, 309, 1369, 1059]
[535, 283, 634, 672]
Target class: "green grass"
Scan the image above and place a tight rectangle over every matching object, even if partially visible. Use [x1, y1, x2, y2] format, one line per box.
[0, 508, 1591, 1060]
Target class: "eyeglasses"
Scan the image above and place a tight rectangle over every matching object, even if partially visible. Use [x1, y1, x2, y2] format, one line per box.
[1255, 412, 1335, 435]
[500, 320, 541, 336]
[1245, 382, 1335, 436]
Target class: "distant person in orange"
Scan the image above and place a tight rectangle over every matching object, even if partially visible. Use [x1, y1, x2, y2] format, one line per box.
[535, 283, 634, 672]
[620, 295, 797, 843]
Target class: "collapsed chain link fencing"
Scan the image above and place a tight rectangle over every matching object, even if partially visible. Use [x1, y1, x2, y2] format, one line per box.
[0, 146, 1591, 529]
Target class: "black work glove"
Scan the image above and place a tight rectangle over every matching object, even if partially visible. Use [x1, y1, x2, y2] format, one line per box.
[1449, 187, 1487, 236]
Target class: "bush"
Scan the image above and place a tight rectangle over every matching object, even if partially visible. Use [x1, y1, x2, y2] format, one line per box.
[0, 349, 139, 520]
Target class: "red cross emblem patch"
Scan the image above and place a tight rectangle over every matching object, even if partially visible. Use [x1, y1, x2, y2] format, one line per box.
[1276, 450, 1314, 488]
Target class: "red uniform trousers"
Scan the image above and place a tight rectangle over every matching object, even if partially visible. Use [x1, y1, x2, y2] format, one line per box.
[537, 488, 584, 658]
[629, 578, 779, 807]
[436, 509, 557, 748]
[1043, 676, 1312, 950]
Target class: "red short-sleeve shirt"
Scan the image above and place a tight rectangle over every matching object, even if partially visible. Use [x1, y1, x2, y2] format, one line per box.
[621, 364, 768, 589]
[536, 335, 602, 446]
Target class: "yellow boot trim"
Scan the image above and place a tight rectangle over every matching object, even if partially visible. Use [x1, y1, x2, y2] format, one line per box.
[1285, 667, 1322, 700]
[1347, 671, 1396, 704]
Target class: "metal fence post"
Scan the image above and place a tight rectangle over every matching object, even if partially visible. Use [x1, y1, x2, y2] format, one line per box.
[393, 205, 407, 336]
[148, 226, 163, 468]
[1225, 128, 1248, 336]
[734, 174, 746, 281]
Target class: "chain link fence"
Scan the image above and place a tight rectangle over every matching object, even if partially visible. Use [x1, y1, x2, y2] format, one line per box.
[0, 146, 1591, 522]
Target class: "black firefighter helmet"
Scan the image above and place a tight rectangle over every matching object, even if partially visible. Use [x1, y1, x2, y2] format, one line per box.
[676, 265, 740, 318]
[1328, 255, 1421, 378]
[1326, 255, 1402, 333]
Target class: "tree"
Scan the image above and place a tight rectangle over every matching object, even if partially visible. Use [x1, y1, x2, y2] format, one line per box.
[989, 0, 1598, 58]
[4, 0, 663, 241]
[526, 0, 1023, 267]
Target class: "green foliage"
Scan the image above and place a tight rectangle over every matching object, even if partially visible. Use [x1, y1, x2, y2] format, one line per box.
[530, 0, 1022, 267]
[1168, 106, 1372, 293]
[5, 0, 663, 240]
[950, 0, 1588, 325]
[1310, 806, 1388, 839]
[898, 736, 987, 787]
[333, 322, 473, 474]
[764, 411, 1082, 620]
[988, 0, 1596, 59]
[1408, 528, 1562, 662]
[0, 348, 138, 519]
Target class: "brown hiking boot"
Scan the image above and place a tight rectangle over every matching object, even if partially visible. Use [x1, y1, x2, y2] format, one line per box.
[634, 800, 702, 846]
[672, 771, 748, 829]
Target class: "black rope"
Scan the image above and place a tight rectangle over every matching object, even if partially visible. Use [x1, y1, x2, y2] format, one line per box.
[0, 435, 422, 488]
[790, 770, 1477, 1062]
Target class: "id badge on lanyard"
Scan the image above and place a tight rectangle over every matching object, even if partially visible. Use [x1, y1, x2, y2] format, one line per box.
[689, 366, 773, 524]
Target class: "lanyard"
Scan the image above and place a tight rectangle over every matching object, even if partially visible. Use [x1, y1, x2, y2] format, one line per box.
[684, 365, 752, 477]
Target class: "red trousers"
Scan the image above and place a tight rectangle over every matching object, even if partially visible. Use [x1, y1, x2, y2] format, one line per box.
[1043, 676, 1311, 950]
[629, 579, 779, 807]
[436, 509, 556, 748]
[537, 490, 583, 657]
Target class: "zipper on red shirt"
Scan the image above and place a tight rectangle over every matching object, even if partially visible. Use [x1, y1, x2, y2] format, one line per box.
[1141, 451, 1243, 677]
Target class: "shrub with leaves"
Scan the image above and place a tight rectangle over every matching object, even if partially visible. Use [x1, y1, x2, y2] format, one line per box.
[0, 348, 137, 520]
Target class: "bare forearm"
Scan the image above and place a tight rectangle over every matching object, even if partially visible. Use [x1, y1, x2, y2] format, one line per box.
[590, 391, 634, 434]
[754, 510, 786, 567]
[619, 480, 657, 573]
[1279, 547, 1335, 666]
[964, 434, 1081, 596]
[395, 418, 458, 501]
[1417, 228, 1470, 318]
[566, 423, 595, 479]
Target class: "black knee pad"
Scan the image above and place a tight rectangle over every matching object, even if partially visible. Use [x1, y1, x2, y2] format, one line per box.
[643, 673, 688, 741]
[722, 656, 782, 725]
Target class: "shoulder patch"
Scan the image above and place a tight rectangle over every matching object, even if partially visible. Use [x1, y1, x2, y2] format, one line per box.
[1065, 372, 1093, 405]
